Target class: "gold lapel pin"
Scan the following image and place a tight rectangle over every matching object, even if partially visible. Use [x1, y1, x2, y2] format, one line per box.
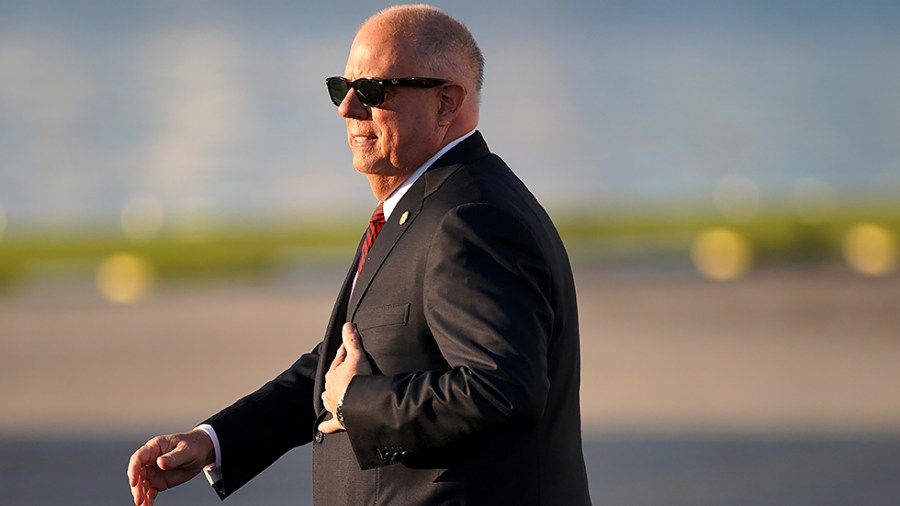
[399, 211, 409, 225]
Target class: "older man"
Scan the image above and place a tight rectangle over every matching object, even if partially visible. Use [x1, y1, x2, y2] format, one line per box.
[128, 5, 591, 505]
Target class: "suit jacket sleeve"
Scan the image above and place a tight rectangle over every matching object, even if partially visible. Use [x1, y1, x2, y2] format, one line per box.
[344, 202, 554, 469]
[201, 342, 322, 498]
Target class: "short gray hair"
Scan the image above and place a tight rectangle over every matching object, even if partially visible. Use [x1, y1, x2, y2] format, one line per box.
[367, 5, 484, 93]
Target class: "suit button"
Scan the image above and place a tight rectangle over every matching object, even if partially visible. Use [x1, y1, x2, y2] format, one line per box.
[314, 431, 325, 444]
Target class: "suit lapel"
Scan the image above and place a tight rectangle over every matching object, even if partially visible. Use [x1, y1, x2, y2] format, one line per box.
[347, 184, 424, 318]
[346, 131, 492, 318]
[314, 132, 492, 415]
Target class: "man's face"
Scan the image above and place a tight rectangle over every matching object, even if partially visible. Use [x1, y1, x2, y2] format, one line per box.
[338, 26, 444, 181]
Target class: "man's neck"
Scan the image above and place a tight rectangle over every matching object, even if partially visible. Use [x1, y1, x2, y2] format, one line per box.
[367, 174, 408, 202]
[366, 129, 477, 202]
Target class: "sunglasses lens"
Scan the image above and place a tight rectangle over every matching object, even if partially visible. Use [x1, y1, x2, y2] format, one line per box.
[326, 77, 388, 107]
[354, 79, 383, 106]
[326, 78, 350, 106]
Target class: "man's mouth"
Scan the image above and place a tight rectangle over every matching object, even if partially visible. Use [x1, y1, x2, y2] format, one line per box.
[351, 134, 377, 147]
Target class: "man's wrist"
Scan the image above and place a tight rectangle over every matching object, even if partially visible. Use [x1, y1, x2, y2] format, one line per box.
[193, 424, 221, 468]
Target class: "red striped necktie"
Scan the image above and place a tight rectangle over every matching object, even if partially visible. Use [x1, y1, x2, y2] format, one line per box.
[357, 201, 385, 275]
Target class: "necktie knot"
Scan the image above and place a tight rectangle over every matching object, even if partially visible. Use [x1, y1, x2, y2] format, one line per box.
[358, 202, 385, 274]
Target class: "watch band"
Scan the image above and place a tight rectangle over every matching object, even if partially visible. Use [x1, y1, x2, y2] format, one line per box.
[336, 392, 346, 429]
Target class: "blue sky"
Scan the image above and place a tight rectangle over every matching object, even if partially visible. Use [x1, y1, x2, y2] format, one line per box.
[1, 0, 898, 229]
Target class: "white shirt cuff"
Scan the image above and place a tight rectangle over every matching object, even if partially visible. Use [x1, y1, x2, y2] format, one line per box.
[194, 424, 223, 485]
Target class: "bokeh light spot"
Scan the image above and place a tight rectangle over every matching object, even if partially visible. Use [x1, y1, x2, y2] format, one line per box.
[842, 223, 897, 277]
[691, 227, 753, 281]
[96, 253, 155, 304]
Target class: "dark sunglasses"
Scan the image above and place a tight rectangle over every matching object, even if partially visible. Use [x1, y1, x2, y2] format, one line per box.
[326, 76, 450, 107]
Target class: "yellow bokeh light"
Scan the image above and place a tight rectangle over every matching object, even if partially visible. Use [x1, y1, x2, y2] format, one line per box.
[842, 223, 897, 277]
[96, 253, 155, 304]
[691, 227, 753, 281]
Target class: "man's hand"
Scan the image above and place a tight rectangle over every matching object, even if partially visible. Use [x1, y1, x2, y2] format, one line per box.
[319, 322, 372, 434]
[127, 429, 215, 506]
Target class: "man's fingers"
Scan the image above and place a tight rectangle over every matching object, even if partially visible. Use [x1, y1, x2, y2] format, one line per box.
[318, 416, 345, 434]
[128, 441, 158, 486]
[127, 447, 150, 505]
[127, 457, 142, 487]
[127, 434, 180, 505]
[127, 432, 209, 505]
[328, 344, 346, 372]
[130, 480, 143, 506]
[131, 473, 150, 506]
[138, 482, 152, 506]
[342, 322, 372, 374]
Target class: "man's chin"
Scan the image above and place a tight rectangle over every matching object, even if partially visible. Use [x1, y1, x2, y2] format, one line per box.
[352, 162, 376, 175]
[352, 157, 389, 176]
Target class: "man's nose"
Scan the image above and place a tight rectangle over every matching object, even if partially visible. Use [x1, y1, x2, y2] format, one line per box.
[338, 89, 369, 120]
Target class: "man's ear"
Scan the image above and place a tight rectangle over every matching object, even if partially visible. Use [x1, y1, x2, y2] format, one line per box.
[436, 83, 467, 125]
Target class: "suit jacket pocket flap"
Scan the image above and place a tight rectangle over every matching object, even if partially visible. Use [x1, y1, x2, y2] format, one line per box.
[355, 303, 410, 331]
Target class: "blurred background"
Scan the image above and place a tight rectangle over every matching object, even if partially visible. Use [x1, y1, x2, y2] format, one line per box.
[1, 0, 899, 504]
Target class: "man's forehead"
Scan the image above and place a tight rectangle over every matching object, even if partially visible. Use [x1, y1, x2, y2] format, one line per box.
[344, 35, 420, 78]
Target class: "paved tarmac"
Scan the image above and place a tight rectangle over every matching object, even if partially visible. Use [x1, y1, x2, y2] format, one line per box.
[2, 266, 899, 504]
[3, 435, 900, 505]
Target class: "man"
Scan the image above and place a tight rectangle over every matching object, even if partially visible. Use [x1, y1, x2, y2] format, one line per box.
[128, 5, 591, 505]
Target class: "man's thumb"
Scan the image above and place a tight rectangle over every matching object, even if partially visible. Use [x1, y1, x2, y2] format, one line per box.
[157, 448, 183, 470]
[342, 322, 360, 349]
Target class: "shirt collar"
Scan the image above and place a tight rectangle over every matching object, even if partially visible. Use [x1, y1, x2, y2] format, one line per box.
[381, 129, 476, 220]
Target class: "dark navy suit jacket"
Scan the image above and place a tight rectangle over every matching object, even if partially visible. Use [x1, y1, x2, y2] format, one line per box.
[204, 132, 592, 505]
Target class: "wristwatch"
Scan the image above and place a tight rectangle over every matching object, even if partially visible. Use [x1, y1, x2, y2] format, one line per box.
[336, 392, 347, 429]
